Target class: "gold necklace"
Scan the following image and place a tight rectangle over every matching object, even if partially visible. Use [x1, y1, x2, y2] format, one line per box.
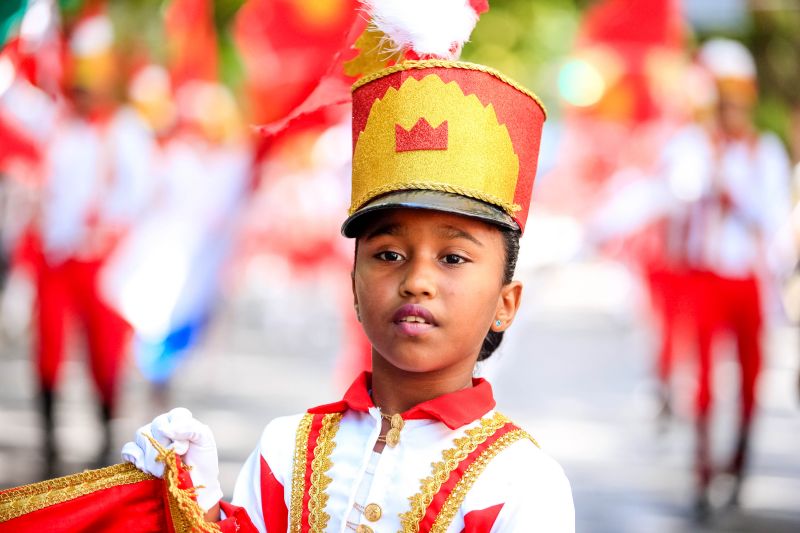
[376, 412, 405, 447]
[369, 391, 406, 447]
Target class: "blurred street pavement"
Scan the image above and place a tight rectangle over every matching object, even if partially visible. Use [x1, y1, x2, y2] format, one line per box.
[1, 261, 799, 532]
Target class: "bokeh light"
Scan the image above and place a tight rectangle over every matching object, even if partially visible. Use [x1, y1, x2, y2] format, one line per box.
[558, 57, 605, 107]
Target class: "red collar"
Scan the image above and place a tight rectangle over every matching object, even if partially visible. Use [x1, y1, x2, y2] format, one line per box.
[307, 372, 496, 430]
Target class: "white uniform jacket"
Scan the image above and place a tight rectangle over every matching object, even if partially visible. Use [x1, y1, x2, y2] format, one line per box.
[218, 372, 574, 533]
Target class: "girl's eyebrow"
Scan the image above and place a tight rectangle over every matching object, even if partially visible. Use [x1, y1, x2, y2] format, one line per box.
[363, 222, 482, 246]
[439, 225, 483, 247]
[364, 223, 403, 241]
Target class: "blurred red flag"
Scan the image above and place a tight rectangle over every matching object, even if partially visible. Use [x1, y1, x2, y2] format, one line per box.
[243, 0, 493, 138]
[538, 0, 686, 214]
[578, 0, 684, 123]
[0, 113, 39, 171]
[233, 0, 361, 128]
[581, 0, 683, 48]
[164, 0, 218, 86]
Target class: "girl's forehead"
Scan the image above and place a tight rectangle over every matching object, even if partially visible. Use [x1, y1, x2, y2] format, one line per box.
[357, 208, 501, 241]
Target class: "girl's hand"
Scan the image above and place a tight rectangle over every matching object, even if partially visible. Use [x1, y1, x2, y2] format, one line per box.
[121, 407, 222, 512]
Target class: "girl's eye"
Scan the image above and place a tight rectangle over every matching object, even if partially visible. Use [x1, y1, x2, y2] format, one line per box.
[442, 254, 467, 265]
[376, 251, 403, 262]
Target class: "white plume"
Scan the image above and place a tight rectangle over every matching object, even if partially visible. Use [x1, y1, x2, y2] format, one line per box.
[362, 0, 479, 59]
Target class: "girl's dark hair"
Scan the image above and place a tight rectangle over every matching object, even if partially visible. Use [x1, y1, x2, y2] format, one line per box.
[477, 226, 521, 361]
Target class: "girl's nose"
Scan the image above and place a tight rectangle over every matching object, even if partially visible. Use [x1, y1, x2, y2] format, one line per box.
[399, 258, 437, 298]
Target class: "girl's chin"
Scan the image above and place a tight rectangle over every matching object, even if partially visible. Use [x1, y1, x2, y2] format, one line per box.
[373, 350, 454, 375]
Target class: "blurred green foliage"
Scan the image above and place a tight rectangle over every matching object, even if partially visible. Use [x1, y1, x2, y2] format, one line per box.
[107, 0, 165, 61]
[749, 6, 800, 145]
[105, 0, 246, 89]
[0, 0, 26, 46]
[462, 0, 586, 114]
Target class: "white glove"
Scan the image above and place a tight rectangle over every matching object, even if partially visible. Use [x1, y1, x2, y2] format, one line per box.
[121, 407, 222, 512]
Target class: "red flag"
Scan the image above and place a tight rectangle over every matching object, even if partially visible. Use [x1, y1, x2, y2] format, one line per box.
[577, 0, 685, 123]
[0, 113, 39, 171]
[233, 0, 360, 128]
[163, 0, 218, 86]
[0, 454, 216, 532]
[580, 0, 683, 48]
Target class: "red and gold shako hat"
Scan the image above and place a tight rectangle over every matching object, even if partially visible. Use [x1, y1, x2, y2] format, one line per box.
[342, 59, 546, 237]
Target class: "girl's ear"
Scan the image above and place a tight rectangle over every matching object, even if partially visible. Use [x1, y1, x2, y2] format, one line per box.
[493, 281, 523, 331]
[351, 270, 360, 322]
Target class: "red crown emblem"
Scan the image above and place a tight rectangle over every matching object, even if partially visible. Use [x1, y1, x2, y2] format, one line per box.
[395, 118, 448, 152]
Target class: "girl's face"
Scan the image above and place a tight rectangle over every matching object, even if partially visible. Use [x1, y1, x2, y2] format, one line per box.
[353, 208, 522, 379]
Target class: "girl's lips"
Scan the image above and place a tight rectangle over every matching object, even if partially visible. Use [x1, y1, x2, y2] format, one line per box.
[392, 304, 437, 336]
[392, 304, 437, 325]
[394, 320, 434, 336]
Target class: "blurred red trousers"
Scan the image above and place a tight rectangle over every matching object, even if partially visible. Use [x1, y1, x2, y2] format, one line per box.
[34, 256, 130, 411]
[648, 266, 692, 385]
[691, 270, 762, 423]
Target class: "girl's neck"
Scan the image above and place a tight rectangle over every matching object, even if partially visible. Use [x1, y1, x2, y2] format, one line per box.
[369, 354, 475, 415]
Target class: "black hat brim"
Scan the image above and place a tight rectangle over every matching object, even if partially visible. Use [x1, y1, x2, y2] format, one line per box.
[341, 190, 519, 238]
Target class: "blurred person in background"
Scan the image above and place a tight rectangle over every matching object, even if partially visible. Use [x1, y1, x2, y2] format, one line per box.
[663, 38, 793, 518]
[645, 64, 720, 424]
[30, 12, 157, 473]
[546, 0, 703, 430]
[243, 118, 366, 391]
[587, 31, 796, 520]
[0, 109, 40, 305]
[0, 2, 61, 341]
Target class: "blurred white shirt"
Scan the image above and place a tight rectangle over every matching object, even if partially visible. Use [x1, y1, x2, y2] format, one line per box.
[41, 107, 156, 264]
[661, 124, 792, 279]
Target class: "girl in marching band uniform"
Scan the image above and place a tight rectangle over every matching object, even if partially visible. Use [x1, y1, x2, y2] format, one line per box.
[122, 2, 575, 531]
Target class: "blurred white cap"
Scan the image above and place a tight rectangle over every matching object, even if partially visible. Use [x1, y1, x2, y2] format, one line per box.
[69, 14, 114, 57]
[698, 38, 756, 81]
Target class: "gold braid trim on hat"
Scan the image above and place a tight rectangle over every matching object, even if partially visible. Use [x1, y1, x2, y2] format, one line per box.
[352, 60, 548, 119]
[0, 463, 152, 523]
[349, 181, 522, 216]
[398, 411, 510, 533]
[289, 413, 314, 533]
[429, 429, 536, 533]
